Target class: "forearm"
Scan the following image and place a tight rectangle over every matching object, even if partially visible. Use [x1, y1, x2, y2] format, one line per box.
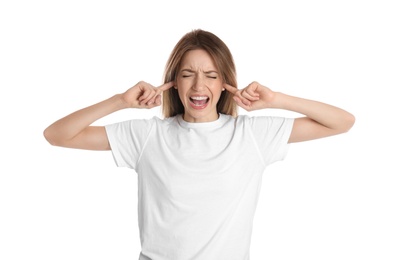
[44, 94, 126, 144]
[272, 92, 355, 132]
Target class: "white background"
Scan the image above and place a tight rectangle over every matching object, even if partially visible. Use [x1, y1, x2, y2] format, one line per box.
[1, 0, 393, 259]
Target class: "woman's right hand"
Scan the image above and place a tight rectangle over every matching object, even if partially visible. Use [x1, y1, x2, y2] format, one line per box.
[121, 81, 174, 109]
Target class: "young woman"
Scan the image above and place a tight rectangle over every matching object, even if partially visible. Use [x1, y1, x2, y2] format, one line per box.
[44, 29, 355, 260]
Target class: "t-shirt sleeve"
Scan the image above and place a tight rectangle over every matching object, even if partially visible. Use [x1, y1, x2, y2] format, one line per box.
[105, 118, 155, 169]
[247, 116, 294, 166]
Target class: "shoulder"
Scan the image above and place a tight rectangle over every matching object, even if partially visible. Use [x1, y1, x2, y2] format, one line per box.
[105, 116, 166, 134]
[112, 116, 175, 126]
[234, 114, 294, 130]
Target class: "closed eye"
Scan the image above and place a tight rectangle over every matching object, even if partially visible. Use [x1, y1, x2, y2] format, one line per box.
[205, 71, 218, 79]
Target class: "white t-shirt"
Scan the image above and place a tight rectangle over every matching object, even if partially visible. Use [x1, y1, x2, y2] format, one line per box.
[105, 114, 294, 260]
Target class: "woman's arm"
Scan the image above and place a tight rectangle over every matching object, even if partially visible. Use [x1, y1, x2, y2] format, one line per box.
[43, 81, 174, 150]
[224, 81, 355, 143]
[272, 92, 355, 143]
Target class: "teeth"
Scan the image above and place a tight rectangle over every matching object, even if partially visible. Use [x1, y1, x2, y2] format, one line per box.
[190, 96, 208, 100]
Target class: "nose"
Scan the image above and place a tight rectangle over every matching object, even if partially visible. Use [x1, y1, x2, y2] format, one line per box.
[192, 74, 205, 91]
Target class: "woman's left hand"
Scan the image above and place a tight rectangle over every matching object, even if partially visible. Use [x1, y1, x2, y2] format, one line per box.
[224, 81, 276, 111]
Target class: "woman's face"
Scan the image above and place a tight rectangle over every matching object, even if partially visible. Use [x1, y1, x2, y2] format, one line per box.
[175, 49, 223, 123]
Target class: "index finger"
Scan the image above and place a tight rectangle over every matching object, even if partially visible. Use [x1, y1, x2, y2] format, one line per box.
[158, 81, 175, 91]
[223, 83, 238, 94]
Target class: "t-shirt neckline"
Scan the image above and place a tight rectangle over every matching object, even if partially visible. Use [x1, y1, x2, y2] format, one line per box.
[177, 113, 228, 129]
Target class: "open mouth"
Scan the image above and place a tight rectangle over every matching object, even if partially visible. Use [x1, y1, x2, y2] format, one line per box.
[189, 96, 209, 107]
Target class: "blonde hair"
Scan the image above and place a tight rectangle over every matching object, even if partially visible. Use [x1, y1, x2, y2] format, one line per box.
[162, 29, 238, 118]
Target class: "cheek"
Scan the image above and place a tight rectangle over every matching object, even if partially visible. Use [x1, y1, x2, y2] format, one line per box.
[176, 79, 189, 92]
[210, 84, 223, 98]
[176, 85, 189, 103]
[177, 83, 187, 95]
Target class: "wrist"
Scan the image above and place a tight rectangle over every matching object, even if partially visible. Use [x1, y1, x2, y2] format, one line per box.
[112, 94, 130, 110]
[268, 91, 285, 109]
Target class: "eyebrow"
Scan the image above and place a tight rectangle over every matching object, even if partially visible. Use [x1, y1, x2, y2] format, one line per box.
[180, 69, 218, 74]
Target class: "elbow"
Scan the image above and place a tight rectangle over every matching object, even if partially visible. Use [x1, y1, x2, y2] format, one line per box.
[340, 112, 356, 133]
[43, 127, 54, 145]
[43, 127, 61, 146]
